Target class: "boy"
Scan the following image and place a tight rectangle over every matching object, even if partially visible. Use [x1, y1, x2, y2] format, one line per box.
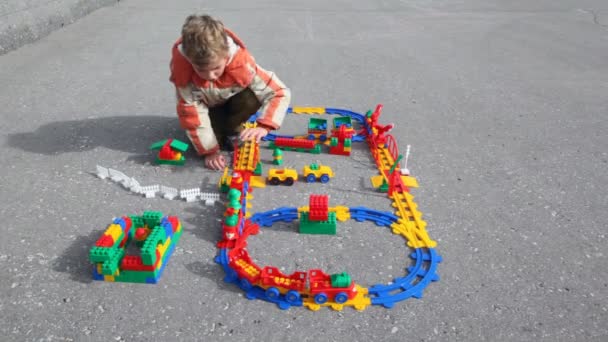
[169, 14, 291, 170]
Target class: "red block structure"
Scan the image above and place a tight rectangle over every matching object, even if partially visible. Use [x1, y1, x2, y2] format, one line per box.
[309, 194, 329, 221]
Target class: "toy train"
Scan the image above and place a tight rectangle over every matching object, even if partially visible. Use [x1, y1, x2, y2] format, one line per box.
[229, 248, 357, 304]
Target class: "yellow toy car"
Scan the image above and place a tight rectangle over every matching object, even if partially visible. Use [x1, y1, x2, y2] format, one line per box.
[267, 168, 298, 186]
[302, 163, 334, 183]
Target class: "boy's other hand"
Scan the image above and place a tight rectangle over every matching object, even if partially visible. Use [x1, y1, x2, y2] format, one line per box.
[204, 152, 226, 170]
[239, 127, 268, 143]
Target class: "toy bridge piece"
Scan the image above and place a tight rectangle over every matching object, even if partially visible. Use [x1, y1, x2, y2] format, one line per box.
[150, 139, 189, 165]
[299, 194, 336, 235]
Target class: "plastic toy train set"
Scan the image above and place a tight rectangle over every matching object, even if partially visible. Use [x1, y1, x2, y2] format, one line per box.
[90, 104, 442, 311]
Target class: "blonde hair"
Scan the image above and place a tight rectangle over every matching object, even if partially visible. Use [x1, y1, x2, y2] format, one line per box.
[181, 14, 229, 67]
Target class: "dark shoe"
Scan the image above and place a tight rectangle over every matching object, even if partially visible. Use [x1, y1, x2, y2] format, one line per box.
[219, 136, 235, 152]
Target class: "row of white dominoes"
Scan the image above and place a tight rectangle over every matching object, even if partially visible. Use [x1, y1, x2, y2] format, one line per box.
[96, 165, 219, 205]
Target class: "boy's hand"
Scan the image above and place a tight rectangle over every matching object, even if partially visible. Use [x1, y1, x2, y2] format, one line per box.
[204, 152, 226, 170]
[240, 127, 268, 143]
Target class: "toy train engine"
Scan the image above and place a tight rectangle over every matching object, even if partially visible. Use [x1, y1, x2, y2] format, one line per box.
[308, 269, 357, 304]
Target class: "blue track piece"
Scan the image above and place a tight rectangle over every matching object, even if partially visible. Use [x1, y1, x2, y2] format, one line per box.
[324, 108, 366, 124]
[213, 248, 238, 283]
[242, 285, 303, 310]
[349, 206, 399, 227]
[368, 248, 442, 308]
[351, 135, 366, 142]
[249, 207, 299, 227]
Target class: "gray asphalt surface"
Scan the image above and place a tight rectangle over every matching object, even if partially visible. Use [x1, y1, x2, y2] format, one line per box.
[0, 0, 118, 55]
[1, 0, 607, 341]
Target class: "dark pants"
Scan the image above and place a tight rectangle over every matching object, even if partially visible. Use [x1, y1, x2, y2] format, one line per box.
[209, 88, 261, 141]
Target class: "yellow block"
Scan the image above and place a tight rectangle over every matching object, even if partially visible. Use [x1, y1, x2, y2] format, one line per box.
[105, 224, 123, 241]
[104, 275, 115, 282]
[157, 236, 172, 261]
[370, 174, 385, 188]
[249, 176, 266, 188]
[332, 206, 351, 221]
[401, 175, 419, 188]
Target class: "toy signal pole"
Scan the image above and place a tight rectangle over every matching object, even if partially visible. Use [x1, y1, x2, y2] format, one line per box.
[401, 145, 411, 175]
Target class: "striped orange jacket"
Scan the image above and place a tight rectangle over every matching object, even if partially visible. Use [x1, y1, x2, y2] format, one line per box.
[169, 29, 291, 155]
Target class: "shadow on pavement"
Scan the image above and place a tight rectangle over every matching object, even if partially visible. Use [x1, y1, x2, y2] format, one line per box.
[6, 115, 199, 163]
[52, 230, 101, 284]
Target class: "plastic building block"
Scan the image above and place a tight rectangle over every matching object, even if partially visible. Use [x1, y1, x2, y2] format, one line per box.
[89, 212, 182, 283]
[308, 194, 329, 221]
[269, 137, 321, 154]
[272, 148, 283, 165]
[150, 138, 188, 165]
[141, 185, 160, 198]
[180, 188, 200, 202]
[299, 211, 336, 235]
[160, 186, 178, 200]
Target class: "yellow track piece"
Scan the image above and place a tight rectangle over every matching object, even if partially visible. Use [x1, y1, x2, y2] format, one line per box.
[291, 107, 326, 114]
[390, 192, 436, 248]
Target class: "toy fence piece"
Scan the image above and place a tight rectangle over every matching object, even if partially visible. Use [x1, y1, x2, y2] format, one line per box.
[160, 186, 178, 200]
[180, 188, 201, 202]
[108, 168, 128, 183]
[119, 177, 132, 189]
[141, 185, 160, 198]
[96, 165, 110, 179]
[200, 192, 220, 206]
[129, 177, 142, 194]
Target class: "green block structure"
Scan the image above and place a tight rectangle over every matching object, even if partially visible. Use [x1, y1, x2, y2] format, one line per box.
[299, 212, 337, 235]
